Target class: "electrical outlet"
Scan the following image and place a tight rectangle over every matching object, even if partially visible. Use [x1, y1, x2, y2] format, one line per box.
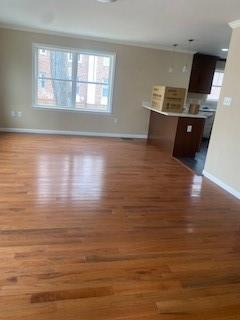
[187, 125, 192, 133]
[17, 112, 22, 118]
[11, 111, 16, 117]
[223, 97, 232, 107]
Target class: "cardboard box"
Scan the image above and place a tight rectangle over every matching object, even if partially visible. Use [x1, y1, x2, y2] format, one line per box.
[151, 86, 186, 113]
[189, 103, 200, 114]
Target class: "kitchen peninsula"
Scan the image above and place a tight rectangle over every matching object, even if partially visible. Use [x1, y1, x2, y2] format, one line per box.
[144, 105, 207, 158]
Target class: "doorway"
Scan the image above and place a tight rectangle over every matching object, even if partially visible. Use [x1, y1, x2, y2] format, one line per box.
[177, 68, 225, 175]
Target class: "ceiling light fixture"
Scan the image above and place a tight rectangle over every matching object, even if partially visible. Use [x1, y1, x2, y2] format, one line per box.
[97, 0, 117, 3]
[221, 48, 229, 52]
[168, 44, 178, 73]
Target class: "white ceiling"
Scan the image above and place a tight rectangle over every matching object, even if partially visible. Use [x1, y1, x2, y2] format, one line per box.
[0, 0, 239, 58]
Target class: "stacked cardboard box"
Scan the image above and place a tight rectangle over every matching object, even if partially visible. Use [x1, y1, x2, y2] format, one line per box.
[151, 86, 186, 113]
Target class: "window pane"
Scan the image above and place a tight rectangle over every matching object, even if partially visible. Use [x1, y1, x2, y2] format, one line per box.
[77, 54, 111, 84]
[37, 79, 72, 107]
[208, 86, 221, 101]
[75, 83, 110, 111]
[212, 71, 224, 86]
[38, 48, 72, 80]
[103, 57, 110, 67]
[207, 71, 224, 101]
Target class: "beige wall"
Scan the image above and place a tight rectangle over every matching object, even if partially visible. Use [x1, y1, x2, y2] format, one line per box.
[205, 26, 240, 192]
[0, 28, 192, 136]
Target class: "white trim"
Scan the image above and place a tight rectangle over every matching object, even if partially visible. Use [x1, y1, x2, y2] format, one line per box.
[32, 104, 114, 115]
[0, 23, 196, 55]
[229, 20, 240, 29]
[0, 128, 147, 139]
[203, 170, 240, 200]
[32, 42, 116, 57]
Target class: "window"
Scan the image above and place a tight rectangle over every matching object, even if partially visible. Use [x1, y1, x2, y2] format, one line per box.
[102, 85, 109, 97]
[68, 53, 73, 62]
[207, 70, 224, 101]
[33, 44, 115, 113]
[39, 49, 47, 55]
[39, 72, 46, 88]
[101, 80, 109, 105]
[78, 54, 83, 63]
[103, 57, 110, 67]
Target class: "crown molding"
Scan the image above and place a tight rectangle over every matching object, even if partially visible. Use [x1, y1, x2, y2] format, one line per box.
[0, 22, 195, 55]
[229, 20, 240, 29]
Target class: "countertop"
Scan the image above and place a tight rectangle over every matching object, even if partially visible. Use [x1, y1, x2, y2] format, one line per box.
[143, 105, 209, 119]
[200, 108, 217, 112]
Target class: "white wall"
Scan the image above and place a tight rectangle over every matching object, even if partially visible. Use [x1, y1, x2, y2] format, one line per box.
[204, 24, 240, 197]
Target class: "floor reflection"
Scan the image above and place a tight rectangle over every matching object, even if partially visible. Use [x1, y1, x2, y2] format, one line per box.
[37, 154, 104, 203]
[191, 175, 203, 197]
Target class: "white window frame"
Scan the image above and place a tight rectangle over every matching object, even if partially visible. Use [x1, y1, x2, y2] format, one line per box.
[32, 43, 116, 114]
[68, 52, 73, 62]
[207, 70, 224, 102]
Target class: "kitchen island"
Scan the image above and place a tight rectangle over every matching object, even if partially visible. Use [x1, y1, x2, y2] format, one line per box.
[144, 105, 207, 158]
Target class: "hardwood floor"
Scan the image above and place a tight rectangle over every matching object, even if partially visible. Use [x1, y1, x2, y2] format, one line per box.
[0, 133, 240, 319]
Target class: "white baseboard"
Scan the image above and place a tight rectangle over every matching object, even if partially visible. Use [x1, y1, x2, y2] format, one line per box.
[0, 127, 147, 139]
[203, 170, 240, 200]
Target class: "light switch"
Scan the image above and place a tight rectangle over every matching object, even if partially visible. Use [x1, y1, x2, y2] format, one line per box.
[223, 97, 232, 107]
[187, 125, 192, 133]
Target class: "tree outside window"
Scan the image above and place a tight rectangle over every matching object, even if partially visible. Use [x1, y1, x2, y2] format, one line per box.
[34, 45, 115, 113]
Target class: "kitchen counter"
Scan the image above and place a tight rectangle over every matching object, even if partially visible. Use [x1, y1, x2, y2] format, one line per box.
[143, 105, 208, 119]
[200, 108, 216, 113]
[144, 104, 206, 158]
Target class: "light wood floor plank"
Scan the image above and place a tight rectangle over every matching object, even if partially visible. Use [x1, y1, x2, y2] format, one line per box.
[0, 133, 239, 319]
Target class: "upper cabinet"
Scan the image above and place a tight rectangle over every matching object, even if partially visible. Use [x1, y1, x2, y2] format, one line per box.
[188, 53, 218, 94]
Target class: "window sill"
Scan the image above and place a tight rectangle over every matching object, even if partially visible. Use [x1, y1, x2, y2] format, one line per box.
[33, 105, 112, 115]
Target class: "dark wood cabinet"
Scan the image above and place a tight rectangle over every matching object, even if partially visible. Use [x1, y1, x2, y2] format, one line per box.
[147, 111, 205, 158]
[188, 53, 218, 94]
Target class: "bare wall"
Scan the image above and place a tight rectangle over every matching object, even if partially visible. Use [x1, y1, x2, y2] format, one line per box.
[205, 26, 240, 193]
[0, 28, 192, 135]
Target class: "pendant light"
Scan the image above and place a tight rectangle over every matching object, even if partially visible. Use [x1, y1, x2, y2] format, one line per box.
[182, 39, 194, 73]
[168, 44, 178, 73]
